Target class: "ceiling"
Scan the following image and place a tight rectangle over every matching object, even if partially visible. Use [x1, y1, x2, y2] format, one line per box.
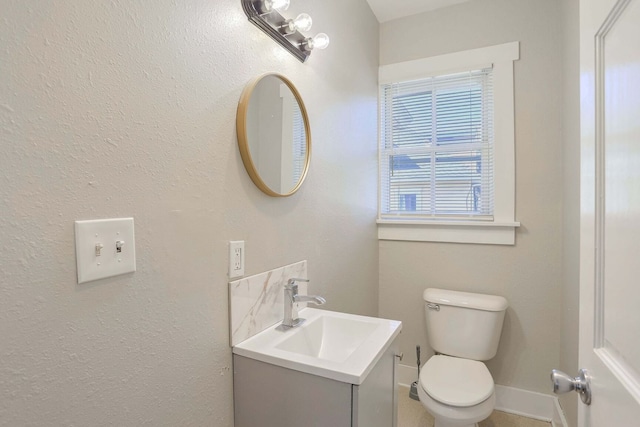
[366, 0, 473, 23]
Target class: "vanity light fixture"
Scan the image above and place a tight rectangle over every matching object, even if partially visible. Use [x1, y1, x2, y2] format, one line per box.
[241, 0, 330, 63]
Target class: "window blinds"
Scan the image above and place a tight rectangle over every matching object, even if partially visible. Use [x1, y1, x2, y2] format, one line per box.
[380, 68, 494, 220]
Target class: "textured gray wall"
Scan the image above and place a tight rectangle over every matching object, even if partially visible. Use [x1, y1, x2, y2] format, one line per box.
[379, 0, 565, 394]
[0, 0, 379, 425]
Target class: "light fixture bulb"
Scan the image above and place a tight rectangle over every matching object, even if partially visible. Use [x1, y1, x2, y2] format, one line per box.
[291, 13, 313, 32]
[262, 0, 290, 12]
[306, 33, 330, 51]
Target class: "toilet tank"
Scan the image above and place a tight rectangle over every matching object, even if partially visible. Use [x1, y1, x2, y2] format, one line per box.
[423, 288, 508, 361]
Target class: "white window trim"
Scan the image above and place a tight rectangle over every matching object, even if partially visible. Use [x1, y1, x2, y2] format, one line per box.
[377, 42, 521, 245]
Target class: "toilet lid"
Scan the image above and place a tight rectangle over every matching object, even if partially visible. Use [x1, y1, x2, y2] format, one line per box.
[419, 355, 494, 407]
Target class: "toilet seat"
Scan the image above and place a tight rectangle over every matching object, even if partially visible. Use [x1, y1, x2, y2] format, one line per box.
[420, 355, 494, 407]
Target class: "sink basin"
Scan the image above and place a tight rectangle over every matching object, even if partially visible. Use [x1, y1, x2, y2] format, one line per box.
[232, 308, 402, 384]
[275, 315, 380, 363]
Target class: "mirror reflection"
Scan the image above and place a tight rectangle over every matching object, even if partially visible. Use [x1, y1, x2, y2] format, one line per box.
[237, 74, 311, 197]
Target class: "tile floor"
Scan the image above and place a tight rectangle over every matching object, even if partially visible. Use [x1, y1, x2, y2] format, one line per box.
[397, 386, 551, 427]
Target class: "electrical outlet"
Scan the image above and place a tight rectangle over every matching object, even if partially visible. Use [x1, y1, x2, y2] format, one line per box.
[229, 241, 245, 279]
[233, 247, 242, 270]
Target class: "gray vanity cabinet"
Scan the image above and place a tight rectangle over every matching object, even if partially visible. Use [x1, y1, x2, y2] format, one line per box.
[232, 337, 399, 427]
[352, 339, 399, 427]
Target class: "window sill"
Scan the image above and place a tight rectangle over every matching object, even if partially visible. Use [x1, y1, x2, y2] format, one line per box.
[377, 219, 520, 245]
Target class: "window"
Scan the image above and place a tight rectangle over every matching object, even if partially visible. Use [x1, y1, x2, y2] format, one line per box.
[380, 68, 494, 219]
[377, 42, 520, 245]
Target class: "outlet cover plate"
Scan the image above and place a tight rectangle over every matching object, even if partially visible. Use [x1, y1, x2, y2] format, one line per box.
[75, 218, 136, 284]
[229, 240, 245, 279]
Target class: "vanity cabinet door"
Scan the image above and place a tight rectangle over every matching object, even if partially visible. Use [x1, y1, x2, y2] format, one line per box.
[233, 355, 352, 427]
[233, 337, 400, 427]
[352, 337, 399, 427]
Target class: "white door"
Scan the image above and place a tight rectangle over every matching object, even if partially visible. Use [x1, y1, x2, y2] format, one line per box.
[579, 0, 640, 425]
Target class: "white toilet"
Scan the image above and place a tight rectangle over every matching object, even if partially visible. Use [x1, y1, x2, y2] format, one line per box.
[418, 288, 508, 427]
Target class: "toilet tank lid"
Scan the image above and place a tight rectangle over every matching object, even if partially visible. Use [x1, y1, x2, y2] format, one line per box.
[423, 288, 508, 312]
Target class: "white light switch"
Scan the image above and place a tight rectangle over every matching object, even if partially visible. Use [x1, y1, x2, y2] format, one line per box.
[75, 218, 136, 284]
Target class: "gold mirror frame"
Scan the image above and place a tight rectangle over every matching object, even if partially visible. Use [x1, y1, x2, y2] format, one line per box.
[236, 73, 312, 197]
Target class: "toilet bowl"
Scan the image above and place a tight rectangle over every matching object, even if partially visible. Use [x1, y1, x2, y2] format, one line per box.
[417, 355, 495, 427]
[419, 289, 508, 427]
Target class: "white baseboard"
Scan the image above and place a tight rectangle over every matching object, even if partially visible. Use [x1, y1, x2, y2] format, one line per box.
[397, 364, 568, 427]
[551, 398, 569, 427]
[398, 362, 420, 387]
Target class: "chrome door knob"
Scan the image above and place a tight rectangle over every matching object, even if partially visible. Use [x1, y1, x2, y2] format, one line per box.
[550, 368, 591, 405]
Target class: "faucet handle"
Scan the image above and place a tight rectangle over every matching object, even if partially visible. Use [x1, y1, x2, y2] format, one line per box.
[287, 277, 309, 287]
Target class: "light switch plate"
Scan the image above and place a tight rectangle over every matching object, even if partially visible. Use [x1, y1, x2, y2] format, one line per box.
[75, 218, 136, 284]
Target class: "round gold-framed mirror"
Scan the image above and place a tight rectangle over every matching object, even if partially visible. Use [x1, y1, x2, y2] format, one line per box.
[236, 73, 311, 197]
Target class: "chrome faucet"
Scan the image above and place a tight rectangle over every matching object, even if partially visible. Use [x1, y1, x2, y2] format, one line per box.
[282, 278, 326, 328]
